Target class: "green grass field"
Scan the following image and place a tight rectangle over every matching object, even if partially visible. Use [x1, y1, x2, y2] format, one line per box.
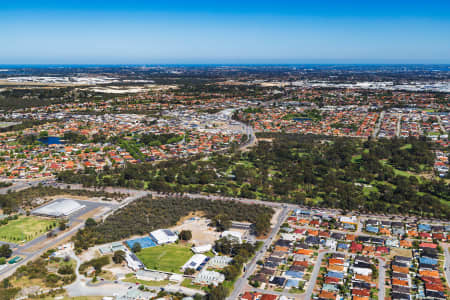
[136, 243, 193, 273]
[0, 216, 55, 243]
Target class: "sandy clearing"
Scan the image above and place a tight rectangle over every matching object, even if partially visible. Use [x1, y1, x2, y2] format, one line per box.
[171, 217, 220, 245]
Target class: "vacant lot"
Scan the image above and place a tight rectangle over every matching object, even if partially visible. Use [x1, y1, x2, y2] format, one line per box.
[136, 243, 193, 273]
[0, 216, 55, 243]
[171, 217, 221, 245]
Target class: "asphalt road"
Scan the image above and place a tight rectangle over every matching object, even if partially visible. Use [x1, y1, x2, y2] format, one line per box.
[304, 251, 327, 299]
[0, 178, 52, 194]
[373, 110, 385, 138]
[227, 207, 290, 300]
[443, 244, 450, 288]
[0, 221, 85, 281]
[0, 189, 146, 281]
[0, 178, 447, 297]
[377, 257, 386, 300]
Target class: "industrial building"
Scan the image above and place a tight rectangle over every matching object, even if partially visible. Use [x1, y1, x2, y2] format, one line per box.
[32, 199, 85, 217]
[150, 229, 178, 244]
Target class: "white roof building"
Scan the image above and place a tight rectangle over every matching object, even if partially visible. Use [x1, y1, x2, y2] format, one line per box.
[136, 270, 167, 282]
[125, 250, 143, 271]
[194, 270, 225, 286]
[98, 241, 127, 255]
[150, 229, 178, 245]
[281, 233, 297, 241]
[207, 256, 233, 269]
[353, 267, 372, 276]
[221, 230, 242, 243]
[33, 199, 85, 217]
[191, 244, 212, 254]
[181, 254, 207, 271]
[340, 216, 357, 224]
[169, 273, 184, 283]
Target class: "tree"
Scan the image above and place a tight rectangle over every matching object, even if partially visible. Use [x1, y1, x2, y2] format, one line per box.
[0, 244, 12, 258]
[58, 220, 67, 231]
[179, 230, 192, 241]
[85, 218, 97, 228]
[206, 284, 228, 300]
[132, 242, 142, 253]
[112, 250, 126, 264]
[212, 215, 232, 232]
[39, 131, 49, 139]
[184, 268, 196, 275]
[254, 214, 271, 236]
[58, 264, 74, 275]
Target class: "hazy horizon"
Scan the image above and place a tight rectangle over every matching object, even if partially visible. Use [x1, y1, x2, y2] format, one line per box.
[1, 1, 450, 64]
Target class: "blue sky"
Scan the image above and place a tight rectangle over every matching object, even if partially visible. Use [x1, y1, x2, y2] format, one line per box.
[1, 0, 450, 64]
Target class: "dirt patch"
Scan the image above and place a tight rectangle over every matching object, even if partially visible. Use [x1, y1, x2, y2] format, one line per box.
[79, 246, 102, 262]
[257, 138, 274, 143]
[176, 211, 206, 226]
[171, 217, 220, 245]
[103, 264, 133, 279]
[77, 206, 107, 221]
[270, 208, 282, 226]
[46, 195, 104, 202]
[387, 247, 412, 260]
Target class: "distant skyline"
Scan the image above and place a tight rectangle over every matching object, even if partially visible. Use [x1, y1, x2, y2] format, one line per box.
[1, 0, 450, 64]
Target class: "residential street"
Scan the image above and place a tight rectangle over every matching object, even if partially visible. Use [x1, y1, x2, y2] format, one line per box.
[443, 244, 450, 288]
[0, 180, 447, 298]
[227, 207, 290, 300]
[304, 251, 327, 299]
[377, 257, 386, 300]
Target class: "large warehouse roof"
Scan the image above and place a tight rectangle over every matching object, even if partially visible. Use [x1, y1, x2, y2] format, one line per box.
[33, 199, 85, 217]
[150, 229, 178, 244]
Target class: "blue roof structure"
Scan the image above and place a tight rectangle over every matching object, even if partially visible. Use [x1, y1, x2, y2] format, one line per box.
[343, 223, 355, 230]
[337, 243, 349, 249]
[418, 224, 431, 231]
[126, 236, 157, 249]
[419, 257, 437, 265]
[326, 271, 344, 279]
[366, 226, 379, 233]
[285, 279, 299, 288]
[285, 270, 303, 278]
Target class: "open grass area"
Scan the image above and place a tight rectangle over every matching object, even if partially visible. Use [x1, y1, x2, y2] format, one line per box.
[123, 277, 171, 286]
[136, 243, 193, 273]
[181, 278, 206, 290]
[0, 216, 55, 243]
[351, 154, 362, 163]
[363, 185, 379, 196]
[400, 143, 412, 150]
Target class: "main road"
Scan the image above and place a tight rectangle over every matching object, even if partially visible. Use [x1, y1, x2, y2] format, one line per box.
[0, 187, 148, 281]
[0, 178, 446, 296]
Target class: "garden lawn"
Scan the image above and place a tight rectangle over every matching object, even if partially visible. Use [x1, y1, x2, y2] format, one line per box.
[0, 216, 55, 243]
[136, 243, 193, 273]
